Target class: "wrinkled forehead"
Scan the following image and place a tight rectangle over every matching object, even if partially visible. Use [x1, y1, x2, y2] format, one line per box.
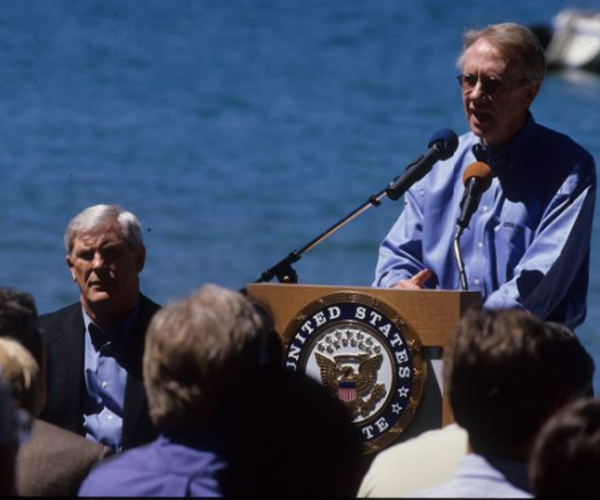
[71, 221, 129, 250]
[462, 38, 523, 79]
[463, 39, 508, 70]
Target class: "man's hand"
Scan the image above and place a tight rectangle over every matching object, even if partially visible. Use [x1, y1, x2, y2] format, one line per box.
[392, 269, 432, 290]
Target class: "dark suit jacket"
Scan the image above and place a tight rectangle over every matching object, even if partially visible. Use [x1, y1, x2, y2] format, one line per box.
[38, 294, 161, 450]
[15, 418, 112, 496]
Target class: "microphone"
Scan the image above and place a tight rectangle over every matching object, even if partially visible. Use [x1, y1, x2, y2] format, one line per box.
[456, 161, 493, 230]
[387, 129, 459, 201]
[454, 161, 493, 290]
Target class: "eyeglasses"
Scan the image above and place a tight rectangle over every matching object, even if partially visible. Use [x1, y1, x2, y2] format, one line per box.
[456, 74, 529, 97]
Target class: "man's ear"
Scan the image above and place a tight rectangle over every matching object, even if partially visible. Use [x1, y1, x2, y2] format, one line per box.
[65, 254, 76, 282]
[525, 81, 541, 107]
[136, 245, 146, 273]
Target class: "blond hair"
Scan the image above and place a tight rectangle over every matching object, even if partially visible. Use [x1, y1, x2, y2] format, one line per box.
[0, 338, 39, 415]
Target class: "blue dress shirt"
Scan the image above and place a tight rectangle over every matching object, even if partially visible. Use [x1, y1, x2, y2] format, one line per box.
[82, 303, 139, 452]
[374, 113, 596, 329]
[78, 433, 227, 497]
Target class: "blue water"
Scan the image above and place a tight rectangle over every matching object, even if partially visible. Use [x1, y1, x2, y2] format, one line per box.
[2, 0, 600, 386]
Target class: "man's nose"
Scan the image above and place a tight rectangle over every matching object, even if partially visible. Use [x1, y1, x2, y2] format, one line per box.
[469, 80, 486, 100]
[91, 252, 106, 269]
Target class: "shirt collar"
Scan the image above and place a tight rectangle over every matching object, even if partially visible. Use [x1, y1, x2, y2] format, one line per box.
[83, 301, 140, 350]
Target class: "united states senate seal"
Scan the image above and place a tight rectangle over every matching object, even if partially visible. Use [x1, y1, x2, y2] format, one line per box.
[282, 292, 426, 453]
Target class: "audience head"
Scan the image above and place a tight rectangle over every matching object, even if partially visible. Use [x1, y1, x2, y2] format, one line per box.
[143, 283, 362, 496]
[530, 397, 600, 498]
[219, 369, 364, 498]
[63, 204, 146, 325]
[143, 284, 273, 434]
[0, 288, 45, 414]
[0, 289, 41, 364]
[445, 309, 594, 459]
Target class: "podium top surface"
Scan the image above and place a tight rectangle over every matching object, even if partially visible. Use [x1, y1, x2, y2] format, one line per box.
[245, 283, 481, 347]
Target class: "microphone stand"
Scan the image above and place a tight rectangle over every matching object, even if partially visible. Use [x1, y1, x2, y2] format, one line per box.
[250, 128, 459, 288]
[253, 180, 408, 285]
[453, 226, 469, 291]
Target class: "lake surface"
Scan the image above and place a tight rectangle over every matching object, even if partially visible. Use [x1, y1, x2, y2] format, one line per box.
[2, 0, 600, 386]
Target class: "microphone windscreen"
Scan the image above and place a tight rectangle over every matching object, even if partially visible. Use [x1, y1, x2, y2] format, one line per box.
[428, 129, 459, 160]
[462, 161, 493, 190]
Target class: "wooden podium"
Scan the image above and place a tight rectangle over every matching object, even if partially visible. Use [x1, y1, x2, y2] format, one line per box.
[246, 283, 481, 453]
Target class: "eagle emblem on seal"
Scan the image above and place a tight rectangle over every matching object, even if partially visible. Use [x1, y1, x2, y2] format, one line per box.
[315, 352, 386, 418]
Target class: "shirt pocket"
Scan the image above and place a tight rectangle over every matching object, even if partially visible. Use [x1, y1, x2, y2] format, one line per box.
[489, 216, 534, 281]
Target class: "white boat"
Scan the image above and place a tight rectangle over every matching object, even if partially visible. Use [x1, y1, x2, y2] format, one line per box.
[545, 9, 600, 71]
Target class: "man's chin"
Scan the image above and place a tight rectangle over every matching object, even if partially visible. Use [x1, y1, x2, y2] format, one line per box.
[84, 290, 114, 305]
[469, 122, 496, 144]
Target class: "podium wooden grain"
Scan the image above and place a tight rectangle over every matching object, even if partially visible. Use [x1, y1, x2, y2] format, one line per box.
[246, 283, 481, 427]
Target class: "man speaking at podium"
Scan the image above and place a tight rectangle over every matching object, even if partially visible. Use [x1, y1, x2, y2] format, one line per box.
[374, 22, 596, 330]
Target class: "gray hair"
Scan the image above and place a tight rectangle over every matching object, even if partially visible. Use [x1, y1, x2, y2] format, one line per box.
[63, 204, 144, 254]
[143, 284, 272, 432]
[457, 22, 546, 84]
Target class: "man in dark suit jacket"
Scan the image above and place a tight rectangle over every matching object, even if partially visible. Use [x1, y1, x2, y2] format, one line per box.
[38, 204, 160, 452]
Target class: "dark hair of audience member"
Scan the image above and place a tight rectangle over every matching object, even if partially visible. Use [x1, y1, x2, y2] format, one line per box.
[213, 301, 363, 497]
[445, 309, 594, 458]
[0, 289, 42, 365]
[217, 366, 364, 498]
[530, 397, 600, 498]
